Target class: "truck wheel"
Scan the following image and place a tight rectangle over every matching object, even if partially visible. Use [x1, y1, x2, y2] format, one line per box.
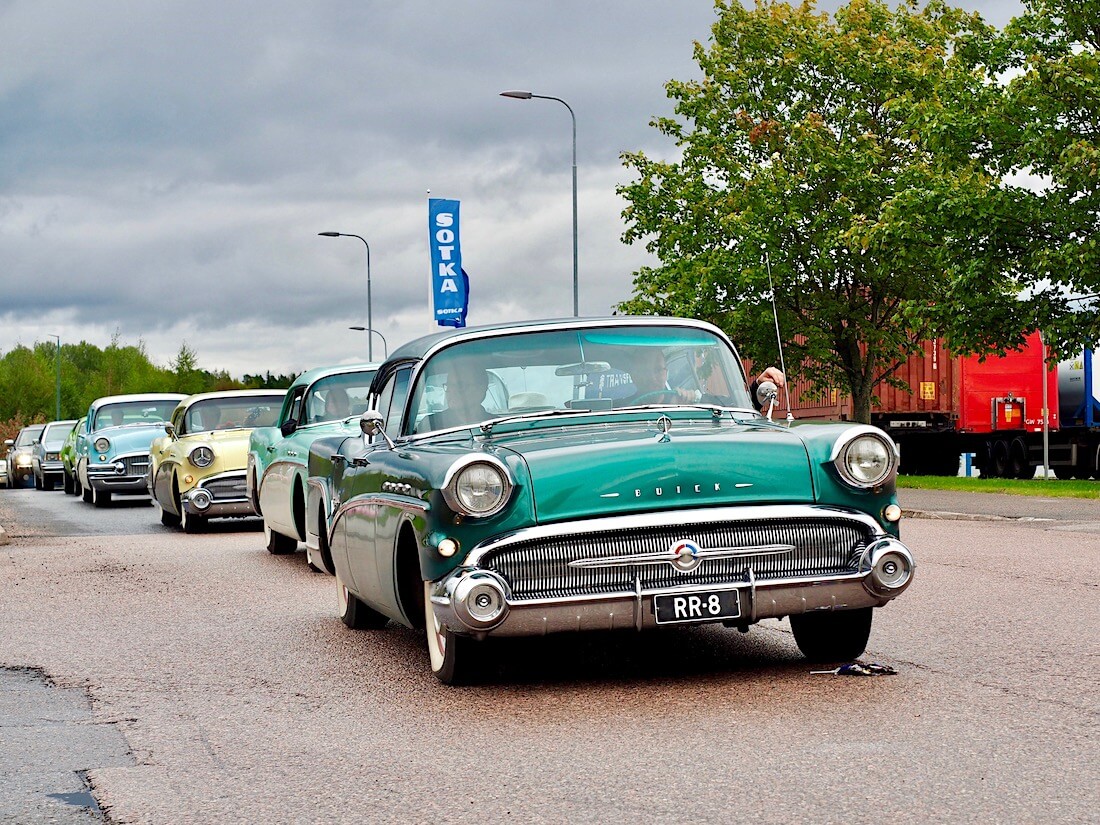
[1009, 438, 1032, 479]
[789, 607, 873, 662]
[989, 440, 1010, 478]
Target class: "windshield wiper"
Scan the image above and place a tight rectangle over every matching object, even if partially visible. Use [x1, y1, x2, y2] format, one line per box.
[479, 408, 600, 435]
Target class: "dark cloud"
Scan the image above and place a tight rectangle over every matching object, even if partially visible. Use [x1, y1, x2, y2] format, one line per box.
[0, 0, 1024, 374]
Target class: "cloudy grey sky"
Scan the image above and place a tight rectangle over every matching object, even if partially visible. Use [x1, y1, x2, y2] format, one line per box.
[1, 0, 1023, 376]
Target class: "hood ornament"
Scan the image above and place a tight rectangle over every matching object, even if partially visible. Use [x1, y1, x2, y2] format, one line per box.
[655, 415, 673, 442]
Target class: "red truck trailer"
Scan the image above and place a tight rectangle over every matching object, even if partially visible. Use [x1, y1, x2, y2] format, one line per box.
[774, 333, 1100, 478]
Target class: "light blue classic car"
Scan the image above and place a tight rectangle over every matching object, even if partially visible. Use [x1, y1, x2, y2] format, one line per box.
[309, 317, 915, 684]
[247, 363, 378, 570]
[76, 394, 186, 506]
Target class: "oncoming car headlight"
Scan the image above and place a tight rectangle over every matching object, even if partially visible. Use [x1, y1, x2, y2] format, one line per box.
[189, 446, 215, 469]
[831, 428, 896, 488]
[442, 455, 513, 518]
[94, 437, 110, 453]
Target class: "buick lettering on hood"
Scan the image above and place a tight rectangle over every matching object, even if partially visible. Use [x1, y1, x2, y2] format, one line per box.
[309, 317, 914, 684]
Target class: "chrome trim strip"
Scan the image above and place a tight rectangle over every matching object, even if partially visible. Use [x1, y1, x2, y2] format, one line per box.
[465, 504, 884, 566]
[567, 543, 795, 569]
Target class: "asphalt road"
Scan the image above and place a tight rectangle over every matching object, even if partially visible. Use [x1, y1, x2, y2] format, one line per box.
[0, 485, 1097, 823]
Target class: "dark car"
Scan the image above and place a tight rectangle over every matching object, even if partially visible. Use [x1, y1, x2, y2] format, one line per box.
[31, 419, 78, 491]
[309, 317, 915, 684]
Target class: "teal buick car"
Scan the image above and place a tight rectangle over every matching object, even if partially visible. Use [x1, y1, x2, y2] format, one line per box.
[309, 317, 915, 684]
[247, 363, 379, 570]
[76, 394, 186, 506]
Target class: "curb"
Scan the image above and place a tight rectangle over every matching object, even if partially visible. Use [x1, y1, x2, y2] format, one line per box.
[903, 509, 1056, 523]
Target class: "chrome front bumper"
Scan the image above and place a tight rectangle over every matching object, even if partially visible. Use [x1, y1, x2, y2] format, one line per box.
[429, 508, 914, 638]
[86, 452, 151, 492]
[181, 471, 256, 519]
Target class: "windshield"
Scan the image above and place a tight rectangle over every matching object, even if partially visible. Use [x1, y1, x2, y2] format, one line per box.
[42, 424, 75, 450]
[15, 427, 44, 447]
[302, 371, 376, 425]
[94, 401, 178, 430]
[182, 394, 285, 434]
[404, 325, 750, 435]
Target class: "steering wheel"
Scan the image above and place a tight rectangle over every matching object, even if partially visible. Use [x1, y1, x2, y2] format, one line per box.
[630, 389, 681, 404]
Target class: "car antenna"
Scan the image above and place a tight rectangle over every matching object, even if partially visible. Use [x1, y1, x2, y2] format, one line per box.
[764, 249, 794, 425]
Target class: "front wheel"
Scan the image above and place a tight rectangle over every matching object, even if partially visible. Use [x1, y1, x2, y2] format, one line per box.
[159, 501, 182, 527]
[63, 472, 74, 495]
[264, 521, 297, 554]
[789, 607, 873, 663]
[337, 569, 388, 629]
[91, 486, 111, 507]
[180, 505, 207, 534]
[424, 582, 480, 685]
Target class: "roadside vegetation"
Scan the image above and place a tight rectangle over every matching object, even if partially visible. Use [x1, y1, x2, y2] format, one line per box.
[897, 474, 1100, 498]
[0, 337, 293, 442]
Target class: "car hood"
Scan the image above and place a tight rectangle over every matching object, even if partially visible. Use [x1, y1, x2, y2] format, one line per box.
[495, 419, 815, 525]
[180, 429, 254, 467]
[92, 423, 167, 456]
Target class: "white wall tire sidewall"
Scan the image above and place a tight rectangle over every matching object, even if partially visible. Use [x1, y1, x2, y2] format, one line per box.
[424, 582, 447, 674]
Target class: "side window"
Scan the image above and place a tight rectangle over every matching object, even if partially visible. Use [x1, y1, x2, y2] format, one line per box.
[371, 367, 412, 444]
[285, 388, 305, 425]
[385, 368, 412, 435]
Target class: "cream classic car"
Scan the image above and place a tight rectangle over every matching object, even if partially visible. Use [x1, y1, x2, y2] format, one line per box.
[148, 390, 286, 533]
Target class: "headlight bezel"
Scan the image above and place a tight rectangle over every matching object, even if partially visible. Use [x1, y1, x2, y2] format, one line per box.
[830, 427, 897, 489]
[188, 445, 215, 469]
[94, 437, 111, 453]
[441, 454, 514, 518]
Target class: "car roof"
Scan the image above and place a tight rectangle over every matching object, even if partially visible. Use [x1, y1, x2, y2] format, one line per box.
[90, 393, 187, 409]
[385, 316, 731, 363]
[175, 389, 287, 408]
[288, 362, 382, 390]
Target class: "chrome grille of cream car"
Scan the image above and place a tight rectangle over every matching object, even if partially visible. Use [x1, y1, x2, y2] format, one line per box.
[201, 474, 247, 500]
[479, 517, 872, 600]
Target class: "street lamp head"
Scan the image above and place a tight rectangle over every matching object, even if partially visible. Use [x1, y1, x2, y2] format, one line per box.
[318, 231, 342, 237]
[349, 326, 366, 331]
[500, 90, 533, 100]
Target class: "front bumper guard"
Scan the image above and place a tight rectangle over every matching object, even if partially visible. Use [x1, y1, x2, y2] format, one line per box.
[180, 472, 256, 519]
[430, 536, 915, 638]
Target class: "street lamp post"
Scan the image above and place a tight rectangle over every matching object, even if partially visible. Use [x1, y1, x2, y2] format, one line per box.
[349, 326, 388, 359]
[319, 232, 374, 361]
[500, 89, 578, 317]
[49, 334, 60, 419]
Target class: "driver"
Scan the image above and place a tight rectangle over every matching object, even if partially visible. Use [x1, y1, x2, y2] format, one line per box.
[421, 362, 494, 431]
[108, 408, 126, 427]
[324, 387, 351, 419]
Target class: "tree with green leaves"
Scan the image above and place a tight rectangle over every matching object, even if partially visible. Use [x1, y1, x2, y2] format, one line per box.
[618, 0, 1048, 423]
[988, 0, 1100, 352]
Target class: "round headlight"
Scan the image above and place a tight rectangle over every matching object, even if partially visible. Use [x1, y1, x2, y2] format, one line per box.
[442, 455, 513, 517]
[94, 438, 110, 453]
[834, 432, 895, 488]
[189, 446, 215, 468]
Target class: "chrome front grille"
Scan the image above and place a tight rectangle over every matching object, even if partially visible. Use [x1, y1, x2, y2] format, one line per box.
[122, 455, 149, 476]
[200, 474, 247, 500]
[479, 517, 873, 600]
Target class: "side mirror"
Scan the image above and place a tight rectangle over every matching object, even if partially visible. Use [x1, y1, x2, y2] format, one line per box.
[755, 380, 779, 420]
[280, 419, 298, 437]
[359, 410, 396, 449]
[164, 423, 178, 440]
[3, 439, 12, 447]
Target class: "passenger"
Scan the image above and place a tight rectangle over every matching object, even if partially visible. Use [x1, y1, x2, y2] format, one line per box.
[108, 408, 125, 427]
[621, 349, 785, 410]
[324, 387, 351, 420]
